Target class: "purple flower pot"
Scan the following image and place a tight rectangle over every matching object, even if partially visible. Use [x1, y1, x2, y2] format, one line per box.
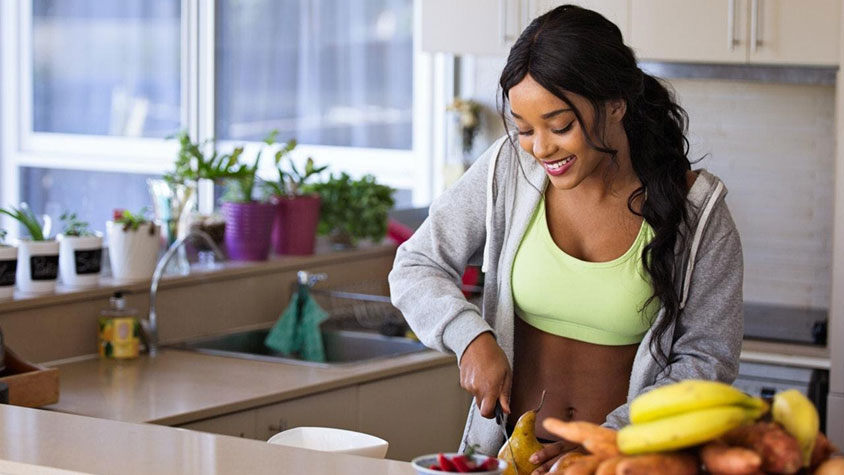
[271, 194, 321, 256]
[222, 201, 276, 261]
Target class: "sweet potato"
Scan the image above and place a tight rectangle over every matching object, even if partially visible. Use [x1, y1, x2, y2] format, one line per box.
[722, 422, 802, 474]
[550, 451, 586, 472]
[615, 452, 699, 475]
[593, 455, 624, 475]
[700, 440, 762, 475]
[812, 432, 840, 469]
[814, 457, 844, 475]
[543, 419, 617, 446]
[560, 454, 603, 475]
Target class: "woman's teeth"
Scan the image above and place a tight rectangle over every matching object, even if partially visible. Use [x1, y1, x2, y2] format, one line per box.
[545, 156, 574, 171]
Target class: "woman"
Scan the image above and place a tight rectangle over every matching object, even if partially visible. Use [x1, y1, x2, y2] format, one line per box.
[389, 5, 743, 473]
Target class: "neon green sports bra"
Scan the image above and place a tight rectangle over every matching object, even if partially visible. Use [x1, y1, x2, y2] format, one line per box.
[511, 197, 659, 346]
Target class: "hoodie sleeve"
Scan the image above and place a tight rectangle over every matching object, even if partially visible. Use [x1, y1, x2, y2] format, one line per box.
[389, 139, 506, 364]
[604, 200, 744, 429]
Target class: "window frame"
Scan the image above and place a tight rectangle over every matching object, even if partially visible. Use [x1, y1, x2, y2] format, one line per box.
[1, 0, 440, 236]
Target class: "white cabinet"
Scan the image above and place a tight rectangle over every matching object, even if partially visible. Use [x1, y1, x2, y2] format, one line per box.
[534, 1, 631, 42]
[421, 0, 529, 56]
[358, 365, 471, 461]
[255, 387, 358, 442]
[631, 0, 839, 65]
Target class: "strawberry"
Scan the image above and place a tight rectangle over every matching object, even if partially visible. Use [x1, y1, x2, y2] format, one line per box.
[438, 453, 457, 472]
[478, 456, 499, 471]
[451, 454, 473, 472]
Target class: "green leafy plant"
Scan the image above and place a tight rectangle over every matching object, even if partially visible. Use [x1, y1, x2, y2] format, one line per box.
[115, 208, 156, 234]
[165, 131, 246, 184]
[263, 138, 328, 197]
[303, 172, 395, 245]
[0, 205, 47, 241]
[60, 212, 94, 237]
[222, 130, 279, 203]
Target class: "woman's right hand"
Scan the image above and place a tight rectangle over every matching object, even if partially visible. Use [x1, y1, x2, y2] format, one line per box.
[459, 332, 512, 419]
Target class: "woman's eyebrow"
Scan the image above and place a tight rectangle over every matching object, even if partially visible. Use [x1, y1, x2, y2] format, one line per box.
[510, 108, 572, 120]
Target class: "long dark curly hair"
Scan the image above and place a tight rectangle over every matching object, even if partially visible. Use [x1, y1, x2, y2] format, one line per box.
[499, 4, 692, 370]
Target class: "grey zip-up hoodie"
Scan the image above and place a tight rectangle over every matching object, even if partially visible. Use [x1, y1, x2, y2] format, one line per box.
[389, 135, 743, 455]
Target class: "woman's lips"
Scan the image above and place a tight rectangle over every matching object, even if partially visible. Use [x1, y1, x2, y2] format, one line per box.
[542, 155, 575, 176]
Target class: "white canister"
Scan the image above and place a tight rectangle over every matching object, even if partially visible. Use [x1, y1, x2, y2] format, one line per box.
[16, 239, 60, 295]
[58, 233, 103, 289]
[0, 245, 17, 299]
[106, 221, 161, 284]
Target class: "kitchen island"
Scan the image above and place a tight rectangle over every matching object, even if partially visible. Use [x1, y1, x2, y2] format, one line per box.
[0, 404, 417, 474]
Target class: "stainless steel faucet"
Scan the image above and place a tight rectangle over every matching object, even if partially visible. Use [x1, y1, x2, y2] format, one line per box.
[145, 230, 226, 356]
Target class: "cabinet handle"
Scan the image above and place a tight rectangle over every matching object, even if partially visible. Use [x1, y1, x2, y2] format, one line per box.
[267, 418, 288, 434]
[751, 0, 763, 52]
[499, 0, 516, 45]
[727, 0, 739, 50]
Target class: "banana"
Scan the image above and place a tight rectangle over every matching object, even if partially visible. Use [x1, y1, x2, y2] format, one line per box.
[630, 380, 766, 424]
[772, 389, 819, 467]
[618, 405, 762, 454]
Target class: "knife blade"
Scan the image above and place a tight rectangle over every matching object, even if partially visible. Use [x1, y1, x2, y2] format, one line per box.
[494, 401, 520, 474]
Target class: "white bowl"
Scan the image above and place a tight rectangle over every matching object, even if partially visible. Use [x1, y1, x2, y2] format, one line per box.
[411, 453, 506, 474]
[267, 427, 389, 459]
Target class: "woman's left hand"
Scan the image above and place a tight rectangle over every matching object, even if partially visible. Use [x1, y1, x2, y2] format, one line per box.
[528, 441, 568, 475]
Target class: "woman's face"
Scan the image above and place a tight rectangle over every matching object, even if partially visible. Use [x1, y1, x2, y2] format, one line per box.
[508, 74, 625, 190]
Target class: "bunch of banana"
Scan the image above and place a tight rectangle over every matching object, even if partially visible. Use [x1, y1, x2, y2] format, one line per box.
[772, 389, 820, 467]
[617, 380, 768, 455]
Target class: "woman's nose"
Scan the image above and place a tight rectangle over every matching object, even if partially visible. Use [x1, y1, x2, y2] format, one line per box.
[532, 132, 557, 159]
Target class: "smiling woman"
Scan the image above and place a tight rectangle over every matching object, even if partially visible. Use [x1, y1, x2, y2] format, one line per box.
[389, 4, 744, 471]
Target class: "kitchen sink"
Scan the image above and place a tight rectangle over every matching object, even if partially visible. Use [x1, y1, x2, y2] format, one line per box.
[171, 327, 427, 367]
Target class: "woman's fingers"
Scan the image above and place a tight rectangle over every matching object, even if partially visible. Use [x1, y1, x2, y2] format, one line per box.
[529, 441, 567, 470]
[499, 366, 513, 414]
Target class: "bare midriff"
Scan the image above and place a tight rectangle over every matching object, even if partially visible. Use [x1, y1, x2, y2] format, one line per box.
[507, 316, 639, 445]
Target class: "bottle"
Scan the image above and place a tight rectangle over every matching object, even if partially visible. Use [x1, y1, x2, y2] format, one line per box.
[98, 292, 141, 359]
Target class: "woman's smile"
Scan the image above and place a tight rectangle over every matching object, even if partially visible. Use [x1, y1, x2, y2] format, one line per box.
[541, 155, 576, 176]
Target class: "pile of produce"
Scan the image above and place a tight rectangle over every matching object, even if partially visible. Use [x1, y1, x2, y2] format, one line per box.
[498, 380, 842, 474]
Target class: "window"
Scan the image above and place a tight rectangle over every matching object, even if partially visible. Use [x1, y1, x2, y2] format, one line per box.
[216, 0, 414, 149]
[2, 0, 429, 237]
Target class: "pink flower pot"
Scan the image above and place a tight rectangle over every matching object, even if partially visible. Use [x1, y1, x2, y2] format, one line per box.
[271, 194, 321, 256]
[222, 202, 276, 261]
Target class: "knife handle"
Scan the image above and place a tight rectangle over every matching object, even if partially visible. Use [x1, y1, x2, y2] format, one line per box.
[494, 401, 506, 425]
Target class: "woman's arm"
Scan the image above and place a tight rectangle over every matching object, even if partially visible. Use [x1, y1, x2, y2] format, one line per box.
[604, 202, 744, 429]
[388, 138, 505, 363]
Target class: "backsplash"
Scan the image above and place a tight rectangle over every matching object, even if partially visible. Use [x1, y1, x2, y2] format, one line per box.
[465, 58, 835, 310]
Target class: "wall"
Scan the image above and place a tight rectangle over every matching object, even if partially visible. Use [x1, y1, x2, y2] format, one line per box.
[464, 57, 836, 311]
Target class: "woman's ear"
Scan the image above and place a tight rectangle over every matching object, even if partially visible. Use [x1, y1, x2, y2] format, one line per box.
[607, 99, 627, 122]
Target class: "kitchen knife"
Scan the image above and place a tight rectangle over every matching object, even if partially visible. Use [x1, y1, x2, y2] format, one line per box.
[494, 401, 519, 473]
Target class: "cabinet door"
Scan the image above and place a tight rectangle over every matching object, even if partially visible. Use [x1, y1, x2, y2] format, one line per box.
[535, 0, 631, 43]
[421, 0, 524, 56]
[748, 0, 840, 65]
[630, 0, 749, 63]
[254, 387, 358, 442]
[358, 365, 471, 461]
[179, 410, 257, 439]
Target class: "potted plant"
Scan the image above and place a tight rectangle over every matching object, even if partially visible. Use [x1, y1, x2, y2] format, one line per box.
[303, 172, 395, 249]
[106, 208, 160, 284]
[264, 138, 328, 255]
[0, 229, 16, 299]
[0, 205, 59, 294]
[220, 131, 277, 261]
[57, 212, 103, 289]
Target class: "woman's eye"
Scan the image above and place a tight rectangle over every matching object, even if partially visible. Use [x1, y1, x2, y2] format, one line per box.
[552, 121, 575, 134]
[517, 130, 533, 136]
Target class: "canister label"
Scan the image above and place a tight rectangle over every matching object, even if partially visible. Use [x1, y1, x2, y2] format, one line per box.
[98, 317, 141, 359]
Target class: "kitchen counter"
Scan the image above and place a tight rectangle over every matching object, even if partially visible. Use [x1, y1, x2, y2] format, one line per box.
[0, 404, 416, 474]
[46, 347, 454, 426]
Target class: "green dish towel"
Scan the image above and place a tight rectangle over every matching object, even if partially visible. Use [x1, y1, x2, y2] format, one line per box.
[264, 290, 329, 362]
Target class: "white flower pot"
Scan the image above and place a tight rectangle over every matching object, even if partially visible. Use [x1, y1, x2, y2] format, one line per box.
[0, 245, 17, 299]
[16, 240, 60, 295]
[58, 233, 103, 289]
[106, 221, 160, 284]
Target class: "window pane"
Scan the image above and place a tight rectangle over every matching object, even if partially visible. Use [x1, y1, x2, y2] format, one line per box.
[215, 0, 413, 149]
[32, 0, 181, 137]
[21, 168, 155, 236]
